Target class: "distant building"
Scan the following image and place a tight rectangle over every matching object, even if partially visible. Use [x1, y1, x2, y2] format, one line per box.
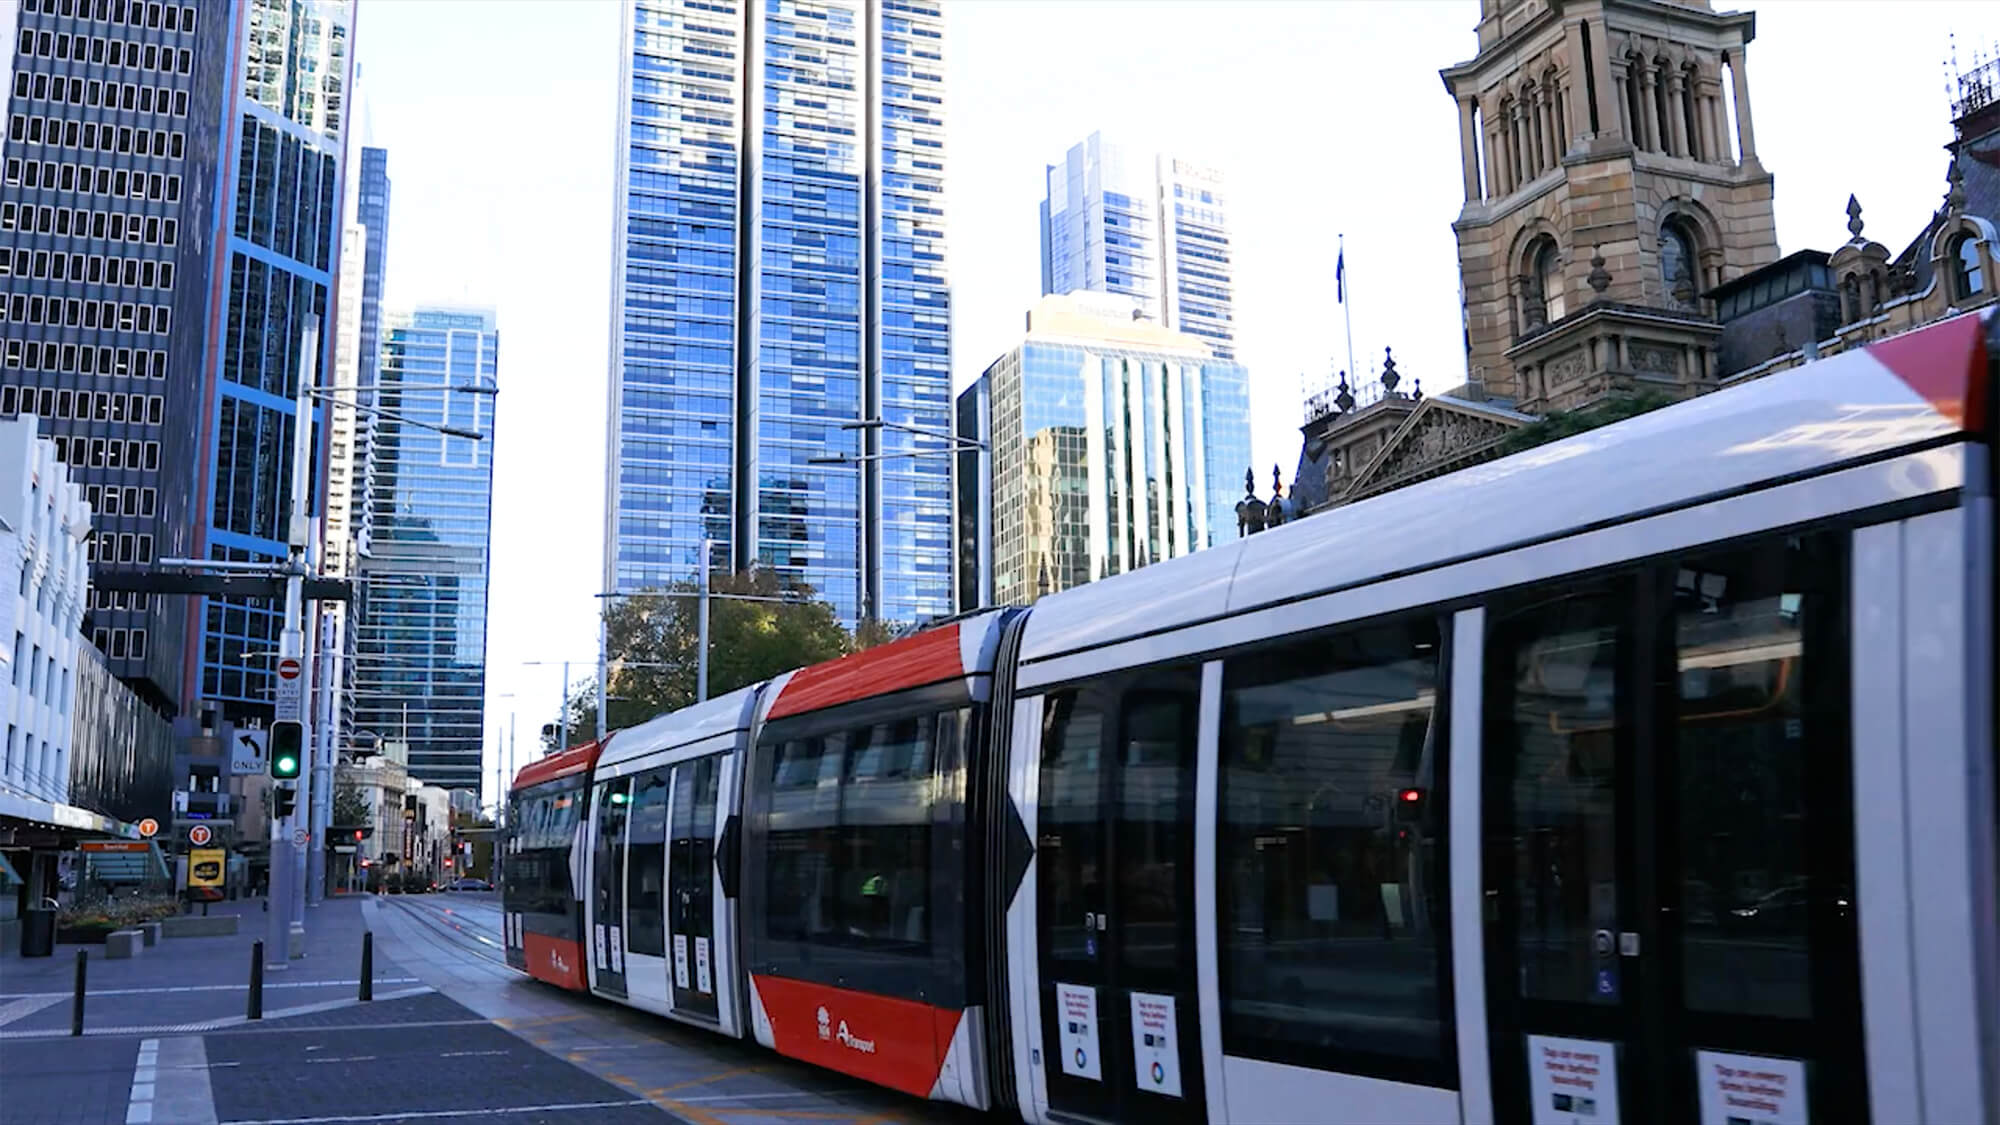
[352, 308, 497, 791]
[603, 0, 954, 628]
[0, 415, 90, 806]
[955, 292, 1249, 611]
[1041, 133, 1238, 360]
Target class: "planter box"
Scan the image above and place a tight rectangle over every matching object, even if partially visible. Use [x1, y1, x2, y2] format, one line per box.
[161, 915, 238, 938]
[56, 925, 116, 945]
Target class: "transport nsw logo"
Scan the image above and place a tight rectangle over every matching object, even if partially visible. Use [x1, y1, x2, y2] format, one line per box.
[815, 1005, 877, 1054]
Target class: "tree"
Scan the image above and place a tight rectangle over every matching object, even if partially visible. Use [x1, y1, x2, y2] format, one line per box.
[331, 783, 369, 828]
[546, 569, 854, 748]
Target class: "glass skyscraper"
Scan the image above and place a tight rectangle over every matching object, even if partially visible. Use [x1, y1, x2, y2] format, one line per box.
[605, 0, 953, 627]
[194, 0, 352, 720]
[956, 292, 1250, 611]
[352, 307, 496, 790]
[1040, 133, 1237, 360]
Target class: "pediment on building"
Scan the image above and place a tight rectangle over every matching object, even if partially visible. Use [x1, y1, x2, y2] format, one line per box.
[1342, 396, 1531, 502]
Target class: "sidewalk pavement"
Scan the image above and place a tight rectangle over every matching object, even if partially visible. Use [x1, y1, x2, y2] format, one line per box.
[0, 894, 417, 1038]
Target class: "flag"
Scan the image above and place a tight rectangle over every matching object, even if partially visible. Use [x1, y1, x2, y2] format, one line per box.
[1336, 246, 1346, 304]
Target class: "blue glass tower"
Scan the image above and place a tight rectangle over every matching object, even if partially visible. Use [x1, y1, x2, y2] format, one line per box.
[352, 307, 497, 790]
[606, 0, 952, 627]
[192, 0, 353, 720]
[1041, 133, 1237, 360]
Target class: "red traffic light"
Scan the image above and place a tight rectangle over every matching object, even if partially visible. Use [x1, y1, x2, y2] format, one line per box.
[353, 830, 363, 841]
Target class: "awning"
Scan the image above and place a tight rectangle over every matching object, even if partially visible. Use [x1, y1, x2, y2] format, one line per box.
[0, 788, 144, 840]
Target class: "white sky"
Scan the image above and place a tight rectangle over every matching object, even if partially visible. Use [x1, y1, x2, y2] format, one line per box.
[351, 0, 1992, 806]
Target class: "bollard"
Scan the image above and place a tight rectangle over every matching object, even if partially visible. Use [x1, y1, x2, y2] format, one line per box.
[359, 931, 373, 1002]
[71, 949, 87, 1037]
[248, 941, 264, 1020]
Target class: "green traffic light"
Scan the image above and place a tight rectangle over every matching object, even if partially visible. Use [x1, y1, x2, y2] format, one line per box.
[276, 755, 298, 774]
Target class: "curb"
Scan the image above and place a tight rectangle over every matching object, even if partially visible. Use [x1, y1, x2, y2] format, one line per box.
[0, 985, 436, 1040]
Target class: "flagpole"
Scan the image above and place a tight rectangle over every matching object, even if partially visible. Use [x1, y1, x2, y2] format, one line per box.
[1339, 232, 1357, 386]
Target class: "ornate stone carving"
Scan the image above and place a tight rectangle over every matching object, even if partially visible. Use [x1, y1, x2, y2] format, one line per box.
[1628, 341, 1681, 376]
[1354, 405, 1517, 496]
[1547, 348, 1590, 384]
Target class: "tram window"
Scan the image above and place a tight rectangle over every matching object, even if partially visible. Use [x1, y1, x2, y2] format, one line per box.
[625, 769, 671, 957]
[1672, 537, 1839, 1021]
[763, 714, 939, 953]
[1218, 616, 1451, 1082]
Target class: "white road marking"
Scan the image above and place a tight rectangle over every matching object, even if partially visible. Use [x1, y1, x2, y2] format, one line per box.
[0, 979, 420, 1000]
[220, 1098, 652, 1124]
[151, 1036, 220, 1125]
[306, 1055, 377, 1064]
[126, 1037, 159, 1124]
[438, 1049, 508, 1057]
[0, 994, 67, 1028]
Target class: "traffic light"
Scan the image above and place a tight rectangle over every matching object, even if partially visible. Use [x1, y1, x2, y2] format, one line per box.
[270, 721, 303, 780]
[1395, 787, 1427, 823]
[274, 784, 299, 819]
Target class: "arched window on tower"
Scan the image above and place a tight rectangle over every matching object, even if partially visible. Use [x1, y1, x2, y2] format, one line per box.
[1660, 221, 1697, 305]
[1952, 233, 1985, 300]
[1537, 240, 1566, 324]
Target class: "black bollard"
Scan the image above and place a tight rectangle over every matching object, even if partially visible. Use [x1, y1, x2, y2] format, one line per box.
[71, 949, 87, 1037]
[248, 941, 264, 1020]
[359, 931, 373, 1002]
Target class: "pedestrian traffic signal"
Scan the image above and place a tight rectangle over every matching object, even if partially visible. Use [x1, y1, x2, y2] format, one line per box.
[270, 721, 303, 779]
[274, 784, 299, 819]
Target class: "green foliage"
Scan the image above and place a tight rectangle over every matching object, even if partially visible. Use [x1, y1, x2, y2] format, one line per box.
[58, 892, 180, 927]
[331, 783, 369, 828]
[547, 569, 855, 748]
[1494, 391, 1679, 456]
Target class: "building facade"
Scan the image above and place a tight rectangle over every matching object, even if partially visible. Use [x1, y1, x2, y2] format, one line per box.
[351, 307, 496, 791]
[1290, 0, 1784, 516]
[2, 0, 236, 716]
[191, 0, 353, 721]
[1, 415, 89, 806]
[603, 0, 954, 628]
[956, 292, 1249, 611]
[1040, 132, 1237, 360]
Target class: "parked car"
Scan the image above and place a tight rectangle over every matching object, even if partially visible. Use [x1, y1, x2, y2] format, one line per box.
[448, 877, 492, 892]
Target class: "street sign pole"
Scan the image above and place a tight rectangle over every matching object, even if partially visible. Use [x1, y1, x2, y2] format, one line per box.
[270, 322, 319, 966]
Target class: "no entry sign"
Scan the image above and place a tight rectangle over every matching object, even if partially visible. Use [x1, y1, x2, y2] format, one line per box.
[277, 657, 302, 680]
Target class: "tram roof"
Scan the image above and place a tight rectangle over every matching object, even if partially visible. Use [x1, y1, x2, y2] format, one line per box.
[1018, 308, 1994, 670]
[511, 737, 602, 792]
[765, 609, 1009, 721]
[597, 684, 763, 770]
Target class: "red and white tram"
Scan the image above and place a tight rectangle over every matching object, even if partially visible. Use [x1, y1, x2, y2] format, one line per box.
[506, 309, 1998, 1124]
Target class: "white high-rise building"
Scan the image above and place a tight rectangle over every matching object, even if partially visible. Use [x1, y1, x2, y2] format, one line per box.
[1040, 133, 1238, 360]
[0, 416, 90, 806]
[604, 0, 954, 627]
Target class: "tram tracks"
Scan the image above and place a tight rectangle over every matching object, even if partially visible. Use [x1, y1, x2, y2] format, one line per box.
[382, 895, 515, 972]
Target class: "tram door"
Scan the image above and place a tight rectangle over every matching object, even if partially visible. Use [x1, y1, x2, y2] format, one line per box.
[667, 755, 721, 1019]
[1481, 535, 1866, 1124]
[1035, 668, 1205, 1124]
[590, 776, 631, 998]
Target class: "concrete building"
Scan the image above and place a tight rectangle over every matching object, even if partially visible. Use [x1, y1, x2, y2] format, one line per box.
[604, 0, 954, 628]
[1041, 133, 1238, 360]
[1, 415, 90, 807]
[0, 0, 237, 716]
[955, 292, 1249, 611]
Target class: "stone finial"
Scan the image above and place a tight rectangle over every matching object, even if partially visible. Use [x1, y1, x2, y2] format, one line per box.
[1380, 346, 1400, 394]
[1335, 371, 1355, 413]
[1846, 194, 1864, 240]
[1266, 465, 1287, 528]
[1244, 467, 1257, 497]
[1946, 160, 1968, 216]
[1412, 377, 1424, 402]
[1587, 246, 1612, 294]
[1235, 469, 1268, 536]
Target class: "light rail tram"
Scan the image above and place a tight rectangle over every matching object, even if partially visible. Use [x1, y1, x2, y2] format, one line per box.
[505, 309, 1998, 1124]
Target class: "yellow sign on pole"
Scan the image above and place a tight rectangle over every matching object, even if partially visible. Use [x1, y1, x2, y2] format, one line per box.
[188, 848, 227, 889]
